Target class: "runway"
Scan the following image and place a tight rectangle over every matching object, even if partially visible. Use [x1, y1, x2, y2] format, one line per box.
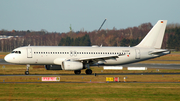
[1, 59, 180, 69]
[0, 59, 8, 64]
[1, 58, 180, 76]
[0, 72, 180, 77]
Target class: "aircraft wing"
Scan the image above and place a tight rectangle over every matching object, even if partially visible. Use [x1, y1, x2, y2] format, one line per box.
[76, 54, 125, 61]
[54, 54, 125, 65]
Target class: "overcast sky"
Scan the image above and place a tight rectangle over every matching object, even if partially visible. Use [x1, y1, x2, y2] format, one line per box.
[0, 0, 180, 33]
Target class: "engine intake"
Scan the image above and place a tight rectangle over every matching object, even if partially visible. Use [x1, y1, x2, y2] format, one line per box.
[62, 61, 83, 70]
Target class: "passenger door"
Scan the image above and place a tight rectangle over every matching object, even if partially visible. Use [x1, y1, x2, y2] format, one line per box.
[27, 48, 32, 58]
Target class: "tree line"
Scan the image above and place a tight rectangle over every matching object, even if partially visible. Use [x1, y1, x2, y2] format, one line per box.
[0, 22, 180, 52]
[58, 34, 91, 46]
[166, 27, 180, 50]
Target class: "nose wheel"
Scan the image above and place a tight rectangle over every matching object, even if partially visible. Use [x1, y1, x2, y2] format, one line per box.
[25, 71, 29, 75]
[25, 64, 30, 75]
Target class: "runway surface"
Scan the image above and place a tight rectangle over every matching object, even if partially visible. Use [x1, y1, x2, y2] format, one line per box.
[0, 72, 180, 77]
[0, 59, 9, 64]
[1, 59, 180, 69]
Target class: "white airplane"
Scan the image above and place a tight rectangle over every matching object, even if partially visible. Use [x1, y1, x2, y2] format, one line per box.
[4, 20, 170, 75]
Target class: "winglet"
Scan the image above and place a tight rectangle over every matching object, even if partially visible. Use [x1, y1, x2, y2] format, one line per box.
[135, 20, 167, 49]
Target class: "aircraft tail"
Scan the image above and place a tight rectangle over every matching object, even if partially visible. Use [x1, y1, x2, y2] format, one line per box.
[135, 20, 167, 49]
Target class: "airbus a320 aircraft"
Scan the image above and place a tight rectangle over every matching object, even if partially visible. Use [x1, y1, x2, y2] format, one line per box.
[4, 20, 170, 75]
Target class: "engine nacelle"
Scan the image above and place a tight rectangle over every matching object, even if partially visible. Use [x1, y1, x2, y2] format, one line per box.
[45, 65, 62, 70]
[62, 61, 83, 70]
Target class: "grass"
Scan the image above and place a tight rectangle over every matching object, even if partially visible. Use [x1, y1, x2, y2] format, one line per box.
[0, 52, 9, 59]
[0, 75, 180, 83]
[0, 83, 180, 101]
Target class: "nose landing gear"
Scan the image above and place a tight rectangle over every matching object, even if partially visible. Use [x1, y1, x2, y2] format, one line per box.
[25, 64, 30, 75]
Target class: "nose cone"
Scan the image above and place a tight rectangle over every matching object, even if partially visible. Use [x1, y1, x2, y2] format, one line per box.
[4, 54, 12, 63]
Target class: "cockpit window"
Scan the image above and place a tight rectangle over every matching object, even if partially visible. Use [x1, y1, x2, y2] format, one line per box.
[11, 51, 21, 54]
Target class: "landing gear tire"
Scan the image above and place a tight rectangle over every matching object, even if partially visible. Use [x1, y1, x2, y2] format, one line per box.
[74, 70, 81, 75]
[25, 71, 29, 75]
[86, 69, 92, 75]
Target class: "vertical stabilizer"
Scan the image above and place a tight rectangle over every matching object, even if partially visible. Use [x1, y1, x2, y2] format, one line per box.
[135, 20, 167, 49]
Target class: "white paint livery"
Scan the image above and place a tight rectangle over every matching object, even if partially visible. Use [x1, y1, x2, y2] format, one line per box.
[4, 20, 170, 75]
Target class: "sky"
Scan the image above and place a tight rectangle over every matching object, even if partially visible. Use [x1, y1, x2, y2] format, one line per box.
[0, 0, 180, 33]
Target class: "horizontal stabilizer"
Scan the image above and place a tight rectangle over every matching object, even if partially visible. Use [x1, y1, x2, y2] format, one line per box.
[149, 49, 170, 55]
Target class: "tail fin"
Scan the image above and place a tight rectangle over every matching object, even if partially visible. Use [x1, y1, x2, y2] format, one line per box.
[135, 20, 167, 49]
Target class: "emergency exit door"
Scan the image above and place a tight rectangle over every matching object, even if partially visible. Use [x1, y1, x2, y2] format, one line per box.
[135, 49, 140, 59]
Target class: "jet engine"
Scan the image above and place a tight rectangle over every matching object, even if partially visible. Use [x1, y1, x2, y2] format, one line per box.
[62, 61, 83, 70]
[45, 65, 62, 70]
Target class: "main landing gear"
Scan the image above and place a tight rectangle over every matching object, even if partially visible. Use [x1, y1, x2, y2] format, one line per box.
[74, 69, 92, 75]
[85, 69, 92, 75]
[74, 70, 81, 75]
[74, 63, 93, 75]
[25, 64, 30, 75]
